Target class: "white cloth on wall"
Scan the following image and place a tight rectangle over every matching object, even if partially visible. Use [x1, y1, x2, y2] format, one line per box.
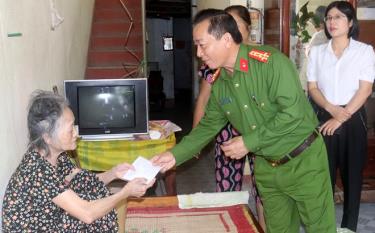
[49, 0, 64, 30]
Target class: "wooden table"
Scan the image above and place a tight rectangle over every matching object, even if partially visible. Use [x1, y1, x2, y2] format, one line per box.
[123, 196, 264, 233]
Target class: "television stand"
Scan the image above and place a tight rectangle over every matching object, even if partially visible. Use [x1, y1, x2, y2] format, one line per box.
[73, 122, 177, 196]
[80, 134, 137, 141]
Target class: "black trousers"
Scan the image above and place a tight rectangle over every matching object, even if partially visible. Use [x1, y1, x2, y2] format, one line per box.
[317, 106, 368, 232]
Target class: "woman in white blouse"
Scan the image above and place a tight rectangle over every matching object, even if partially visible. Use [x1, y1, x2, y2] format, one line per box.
[307, 1, 375, 232]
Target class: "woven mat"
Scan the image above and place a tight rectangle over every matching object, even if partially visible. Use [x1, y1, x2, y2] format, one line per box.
[125, 205, 260, 233]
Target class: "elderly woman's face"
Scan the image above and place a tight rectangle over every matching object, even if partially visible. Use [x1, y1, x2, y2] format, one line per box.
[50, 107, 78, 153]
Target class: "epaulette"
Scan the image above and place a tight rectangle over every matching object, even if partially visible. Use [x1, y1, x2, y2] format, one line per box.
[248, 49, 271, 63]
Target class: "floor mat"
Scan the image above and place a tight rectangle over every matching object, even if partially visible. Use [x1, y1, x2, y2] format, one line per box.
[125, 205, 261, 233]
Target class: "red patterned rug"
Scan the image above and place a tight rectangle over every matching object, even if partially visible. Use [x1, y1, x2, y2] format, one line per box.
[125, 205, 261, 233]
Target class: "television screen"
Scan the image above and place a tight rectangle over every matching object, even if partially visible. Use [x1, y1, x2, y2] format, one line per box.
[78, 86, 135, 129]
[64, 78, 148, 140]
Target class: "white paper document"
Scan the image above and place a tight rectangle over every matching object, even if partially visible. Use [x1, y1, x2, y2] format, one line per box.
[122, 156, 161, 183]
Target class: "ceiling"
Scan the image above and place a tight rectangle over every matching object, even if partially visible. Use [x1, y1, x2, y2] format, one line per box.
[146, 0, 191, 18]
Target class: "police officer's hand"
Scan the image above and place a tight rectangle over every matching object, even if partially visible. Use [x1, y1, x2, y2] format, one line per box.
[150, 151, 176, 173]
[220, 136, 249, 160]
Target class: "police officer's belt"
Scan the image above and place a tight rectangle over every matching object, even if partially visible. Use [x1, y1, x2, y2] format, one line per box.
[265, 131, 319, 167]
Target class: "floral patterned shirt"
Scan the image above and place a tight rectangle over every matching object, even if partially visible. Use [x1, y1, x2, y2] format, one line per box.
[198, 64, 215, 84]
[2, 151, 118, 232]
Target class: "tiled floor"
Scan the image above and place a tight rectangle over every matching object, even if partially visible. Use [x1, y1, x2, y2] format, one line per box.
[150, 94, 375, 233]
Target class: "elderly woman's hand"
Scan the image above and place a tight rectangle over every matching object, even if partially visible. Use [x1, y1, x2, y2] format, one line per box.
[123, 178, 155, 198]
[110, 163, 135, 180]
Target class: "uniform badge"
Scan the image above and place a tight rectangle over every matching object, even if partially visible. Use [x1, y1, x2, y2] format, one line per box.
[220, 97, 232, 105]
[248, 49, 271, 63]
[239, 58, 248, 72]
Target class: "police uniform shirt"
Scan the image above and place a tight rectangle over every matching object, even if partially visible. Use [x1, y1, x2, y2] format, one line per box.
[171, 44, 319, 165]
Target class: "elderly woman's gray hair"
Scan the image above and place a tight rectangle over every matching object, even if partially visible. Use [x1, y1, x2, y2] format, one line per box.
[27, 90, 69, 156]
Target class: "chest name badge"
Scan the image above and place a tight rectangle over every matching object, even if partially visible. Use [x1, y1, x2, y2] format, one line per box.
[239, 58, 248, 72]
[248, 49, 271, 63]
[220, 97, 232, 106]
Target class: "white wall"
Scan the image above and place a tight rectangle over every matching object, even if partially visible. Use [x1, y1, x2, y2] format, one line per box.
[0, 0, 94, 219]
[197, 0, 247, 11]
[197, 0, 229, 10]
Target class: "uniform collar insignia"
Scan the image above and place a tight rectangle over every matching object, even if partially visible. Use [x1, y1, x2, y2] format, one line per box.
[239, 58, 248, 72]
[211, 68, 221, 83]
[248, 49, 271, 63]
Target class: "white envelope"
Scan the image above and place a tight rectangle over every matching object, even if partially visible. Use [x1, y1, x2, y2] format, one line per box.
[122, 156, 161, 183]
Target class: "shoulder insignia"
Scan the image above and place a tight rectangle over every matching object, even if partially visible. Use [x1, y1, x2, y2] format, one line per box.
[248, 49, 271, 63]
[239, 58, 248, 72]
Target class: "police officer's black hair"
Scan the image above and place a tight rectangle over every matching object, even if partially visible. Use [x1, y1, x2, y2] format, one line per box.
[224, 5, 251, 27]
[193, 8, 243, 44]
[324, 1, 359, 39]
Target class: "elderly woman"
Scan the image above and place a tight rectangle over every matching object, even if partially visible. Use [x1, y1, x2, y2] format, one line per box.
[2, 90, 154, 232]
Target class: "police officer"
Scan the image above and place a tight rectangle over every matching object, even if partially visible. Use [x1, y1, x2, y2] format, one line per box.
[152, 9, 336, 233]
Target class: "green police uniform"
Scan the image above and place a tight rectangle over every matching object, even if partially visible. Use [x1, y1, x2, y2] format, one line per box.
[171, 44, 336, 233]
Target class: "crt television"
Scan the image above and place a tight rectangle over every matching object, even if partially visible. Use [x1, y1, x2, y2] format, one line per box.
[64, 78, 149, 140]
